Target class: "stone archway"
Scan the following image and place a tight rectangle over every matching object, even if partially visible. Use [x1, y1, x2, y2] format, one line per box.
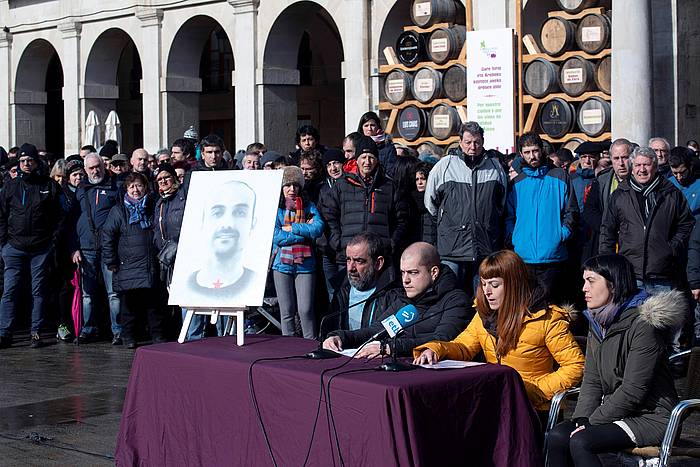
[262, 1, 345, 152]
[84, 29, 143, 153]
[165, 15, 235, 150]
[13, 39, 64, 154]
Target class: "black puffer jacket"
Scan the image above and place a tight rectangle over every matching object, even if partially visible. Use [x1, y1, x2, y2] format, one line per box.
[153, 188, 187, 252]
[102, 196, 158, 292]
[323, 168, 409, 260]
[324, 265, 399, 335]
[73, 174, 120, 252]
[599, 177, 695, 282]
[331, 266, 473, 356]
[0, 170, 62, 252]
[574, 290, 684, 447]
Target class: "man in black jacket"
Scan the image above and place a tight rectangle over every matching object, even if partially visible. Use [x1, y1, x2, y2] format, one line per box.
[323, 136, 408, 266]
[323, 241, 472, 358]
[600, 146, 694, 289]
[0, 144, 63, 348]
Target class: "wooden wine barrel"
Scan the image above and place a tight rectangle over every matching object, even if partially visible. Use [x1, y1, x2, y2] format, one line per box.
[539, 98, 576, 139]
[555, 0, 599, 13]
[384, 70, 413, 105]
[411, 0, 458, 28]
[559, 56, 595, 97]
[427, 25, 466, 65]
[442, 64, 467, 102]
[398, 106, 427, 142]
[562, 137, 585, 153]
[577, 96, 611, 137]
[396, 31, 426, 67]
[412, 67, 443, 103]
[428, 104, 460, 140]
[575, 13, 611, 54]
[594, 56, 611, 94]
[523, 58, 560, 98]
[539, 17, 576, 57]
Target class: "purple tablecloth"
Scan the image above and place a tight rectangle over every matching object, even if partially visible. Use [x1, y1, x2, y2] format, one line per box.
[115, 335, 543, 466]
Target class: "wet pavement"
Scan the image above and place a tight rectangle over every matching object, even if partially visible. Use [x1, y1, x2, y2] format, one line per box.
[0, 329, 699, 466]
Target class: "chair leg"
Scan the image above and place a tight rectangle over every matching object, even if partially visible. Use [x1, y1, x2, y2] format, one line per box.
[659, 399, 700, 467]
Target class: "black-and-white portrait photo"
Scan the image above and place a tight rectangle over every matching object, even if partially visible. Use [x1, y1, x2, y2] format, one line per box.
[168, 170, 282, 308]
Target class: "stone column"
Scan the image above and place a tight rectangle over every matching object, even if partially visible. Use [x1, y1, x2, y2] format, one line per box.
[342, 0, 370, 133]
[230, 0, 259, 147]
[611, 0, 653, 143]
[0, 29, 11, 147]
[137, 8, 163, 152]
[59, 21, 82, 154]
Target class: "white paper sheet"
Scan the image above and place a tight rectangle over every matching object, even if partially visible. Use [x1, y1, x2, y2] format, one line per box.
[416, 360, 485, 370]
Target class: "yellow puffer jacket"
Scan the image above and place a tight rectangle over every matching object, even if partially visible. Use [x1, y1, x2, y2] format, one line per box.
[413, 305, 585, 411]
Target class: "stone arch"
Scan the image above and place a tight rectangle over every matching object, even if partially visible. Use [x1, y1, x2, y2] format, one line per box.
[164, 15, 235, 149]
[83, 28, 143, 152]
[261, 1, 345, 151]
[13, 39, 64, 154]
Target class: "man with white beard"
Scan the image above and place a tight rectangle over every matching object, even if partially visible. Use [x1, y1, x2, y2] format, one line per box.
[71, 153, 123, 345]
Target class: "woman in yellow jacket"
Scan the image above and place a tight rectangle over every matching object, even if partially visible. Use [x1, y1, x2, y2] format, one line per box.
[414, 250, 585, 412]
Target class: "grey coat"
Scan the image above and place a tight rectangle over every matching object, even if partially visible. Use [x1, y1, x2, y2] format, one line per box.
[573, 290, 685, 446]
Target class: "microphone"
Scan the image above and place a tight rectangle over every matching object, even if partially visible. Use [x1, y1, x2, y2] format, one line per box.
[370, 304, 419, 341]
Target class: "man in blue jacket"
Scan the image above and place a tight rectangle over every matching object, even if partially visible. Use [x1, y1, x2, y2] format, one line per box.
[71, 153, 122, 344]
[506, 132, 577, 303]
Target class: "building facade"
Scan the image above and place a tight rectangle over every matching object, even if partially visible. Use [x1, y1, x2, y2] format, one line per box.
[0, 0, 696, 155]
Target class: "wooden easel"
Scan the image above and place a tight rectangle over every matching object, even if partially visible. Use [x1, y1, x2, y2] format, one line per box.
[178, 307, 246, 346]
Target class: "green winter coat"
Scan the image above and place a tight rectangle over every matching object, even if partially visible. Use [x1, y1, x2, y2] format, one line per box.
[573, 290, 685, 447]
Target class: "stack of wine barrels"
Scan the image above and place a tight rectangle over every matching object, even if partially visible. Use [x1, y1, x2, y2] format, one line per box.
[384, 0, 466, 144]
[522, 0, 613, 140]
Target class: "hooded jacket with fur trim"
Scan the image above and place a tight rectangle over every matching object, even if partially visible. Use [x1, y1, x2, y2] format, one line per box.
[573, 290, 684, 447]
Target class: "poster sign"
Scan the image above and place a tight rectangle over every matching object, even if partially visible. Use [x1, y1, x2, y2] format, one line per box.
[467, 28, 516, 153]
[168, 170, 283, 308]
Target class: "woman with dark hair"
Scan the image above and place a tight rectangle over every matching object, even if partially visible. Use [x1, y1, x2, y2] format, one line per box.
[414, 250, 584, 413]
[290, 125, 324, 166]
[415, 162, 437, 245]
[392, 156, 422, 249]
[357, 111, 398, 176]
[546, 254, 685, 467]
[102, 172, 164, 348]
[271, 166, 324, 339]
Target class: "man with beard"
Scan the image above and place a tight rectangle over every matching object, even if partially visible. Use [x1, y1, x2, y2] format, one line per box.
[318, 232, 399, 337]
[71, 153, 122, 344]
[186, 180, 259, 302]
[322, 241, 471, 358]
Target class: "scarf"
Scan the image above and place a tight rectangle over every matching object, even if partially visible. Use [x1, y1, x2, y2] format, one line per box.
[587, 302, 621, 338]
[370, 130, 387, 147]
[629, 175, 661, 218]
[123, 194, 151, 229]
[280, 196, 313, 265]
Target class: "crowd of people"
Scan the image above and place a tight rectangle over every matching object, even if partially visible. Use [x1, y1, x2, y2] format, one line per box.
[1, 112, 699, 465]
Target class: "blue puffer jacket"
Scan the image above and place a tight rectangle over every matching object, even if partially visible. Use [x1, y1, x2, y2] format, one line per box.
[669, 176, 700, 220]
[571, 166, 596, 213]
[271, 200, 324, 274]
[506, 164, 577, 264]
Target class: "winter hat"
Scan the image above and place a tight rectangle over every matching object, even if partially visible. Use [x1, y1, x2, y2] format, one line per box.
[99, 140, 119, 158]
[575, 141, 603, 156]
[111, 154, 129, 163]
[66, 154, 83, 163]
[354, 136, 379, 159]
[64, 159, 84, 177]
[18, 143, 38, 161]
[261, 151, 286, 167]
[282, 165, 305, 188]
[322, 148, 344, 166]
[157, 163, 178, 180]
[184, 125, 199, 140]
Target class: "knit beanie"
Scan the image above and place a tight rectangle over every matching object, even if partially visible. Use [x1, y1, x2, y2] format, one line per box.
[282, 165, 305, 188]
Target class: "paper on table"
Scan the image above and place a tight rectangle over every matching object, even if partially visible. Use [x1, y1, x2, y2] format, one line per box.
[338, 341, 381, 357]
[417, 360, 485, 370]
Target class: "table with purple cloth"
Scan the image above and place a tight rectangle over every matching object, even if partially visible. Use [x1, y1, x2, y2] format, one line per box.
[115, 335, 543, 467]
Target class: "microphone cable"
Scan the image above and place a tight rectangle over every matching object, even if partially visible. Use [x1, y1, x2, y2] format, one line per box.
[247, 355, 308, 467]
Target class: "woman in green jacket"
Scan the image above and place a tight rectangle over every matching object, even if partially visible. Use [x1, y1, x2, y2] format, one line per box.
[546, 254, 685, 467]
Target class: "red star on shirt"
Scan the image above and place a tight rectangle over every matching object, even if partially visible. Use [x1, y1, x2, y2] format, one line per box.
[213, 279, 223, 289]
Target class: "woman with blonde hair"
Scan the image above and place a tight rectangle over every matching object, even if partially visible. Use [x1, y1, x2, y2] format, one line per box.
[414, 250, 585, 413]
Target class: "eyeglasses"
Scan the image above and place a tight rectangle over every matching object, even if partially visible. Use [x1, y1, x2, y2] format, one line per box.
[19, 158, 34, 164]
[157, 175, 174, 184]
